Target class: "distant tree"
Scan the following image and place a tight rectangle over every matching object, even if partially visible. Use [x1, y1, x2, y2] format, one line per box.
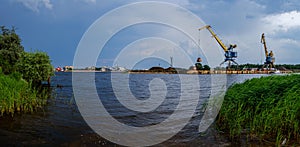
[195, 63, 203, 70]
[0, 26, 24, 74]
[16, 51, 54, 85]
[195, 63, 211, 70]
[277, 64, 300, 70]
[203, 65, 211, 70]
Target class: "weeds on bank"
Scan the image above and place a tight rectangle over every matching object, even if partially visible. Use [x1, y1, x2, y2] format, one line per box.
[217, 74, 300, 145]
[0, 72, 48, 116]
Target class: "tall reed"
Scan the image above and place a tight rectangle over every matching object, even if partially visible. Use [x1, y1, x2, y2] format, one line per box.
[0, 72, 48, 116]
[217, 74, 300, 145]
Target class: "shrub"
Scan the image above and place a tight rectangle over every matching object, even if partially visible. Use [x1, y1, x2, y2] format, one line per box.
[16, 51, 54, 85]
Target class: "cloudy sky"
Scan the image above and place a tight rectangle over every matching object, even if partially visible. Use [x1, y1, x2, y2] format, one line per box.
[1, 0, 300, 69]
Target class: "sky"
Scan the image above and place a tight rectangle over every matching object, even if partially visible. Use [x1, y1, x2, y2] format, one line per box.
[1, 0, 300, 69]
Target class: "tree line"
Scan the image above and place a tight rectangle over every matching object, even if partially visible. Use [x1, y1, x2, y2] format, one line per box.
[228, 63, 300, 70]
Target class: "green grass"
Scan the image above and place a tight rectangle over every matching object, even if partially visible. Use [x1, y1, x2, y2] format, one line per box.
[0, 72, 48, 116]
[217, 74, 300, 145]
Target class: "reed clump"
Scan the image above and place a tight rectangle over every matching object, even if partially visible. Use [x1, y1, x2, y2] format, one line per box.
[217, 74, 300, 145]
[0, 71, 47, 116]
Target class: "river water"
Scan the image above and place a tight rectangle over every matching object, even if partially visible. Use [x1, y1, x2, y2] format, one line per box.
[0, 72, 267, 146]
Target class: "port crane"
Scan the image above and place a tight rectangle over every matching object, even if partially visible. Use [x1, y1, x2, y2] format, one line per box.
[199, 25, 238, 68]
[261, 33, 275, 69]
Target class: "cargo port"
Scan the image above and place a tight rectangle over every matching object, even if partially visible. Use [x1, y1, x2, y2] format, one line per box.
[57, 25, 297, 74]
[130, 25, 295, 74]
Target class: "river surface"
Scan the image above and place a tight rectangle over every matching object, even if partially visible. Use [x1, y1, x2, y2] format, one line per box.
[0, 72, 268, 146]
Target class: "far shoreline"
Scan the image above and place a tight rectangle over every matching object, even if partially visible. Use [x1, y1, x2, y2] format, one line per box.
[59, 70, 127, 73]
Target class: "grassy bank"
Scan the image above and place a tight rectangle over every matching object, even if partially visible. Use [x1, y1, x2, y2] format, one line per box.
[217, 74, 300, 145]
[0, 72, 47, 116]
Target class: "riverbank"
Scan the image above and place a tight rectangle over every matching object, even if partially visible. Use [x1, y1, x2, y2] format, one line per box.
[217, 74, 300, 145]
[0, 72, 48, 116]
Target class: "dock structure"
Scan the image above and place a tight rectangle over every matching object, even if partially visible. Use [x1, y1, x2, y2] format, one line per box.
[186, 69, 293, 74]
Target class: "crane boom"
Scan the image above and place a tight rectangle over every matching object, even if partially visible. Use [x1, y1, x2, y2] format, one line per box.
[198, 25, 238, 68]
[261, 33, 268, 57]
[199, 25, 228, 52]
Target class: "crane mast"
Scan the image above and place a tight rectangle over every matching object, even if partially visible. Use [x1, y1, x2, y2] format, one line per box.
[199, 25, 238, 68]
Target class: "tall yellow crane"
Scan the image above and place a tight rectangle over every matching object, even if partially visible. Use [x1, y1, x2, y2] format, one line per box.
[261, 33, 275, 68]
[199, 25, 238, 68]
